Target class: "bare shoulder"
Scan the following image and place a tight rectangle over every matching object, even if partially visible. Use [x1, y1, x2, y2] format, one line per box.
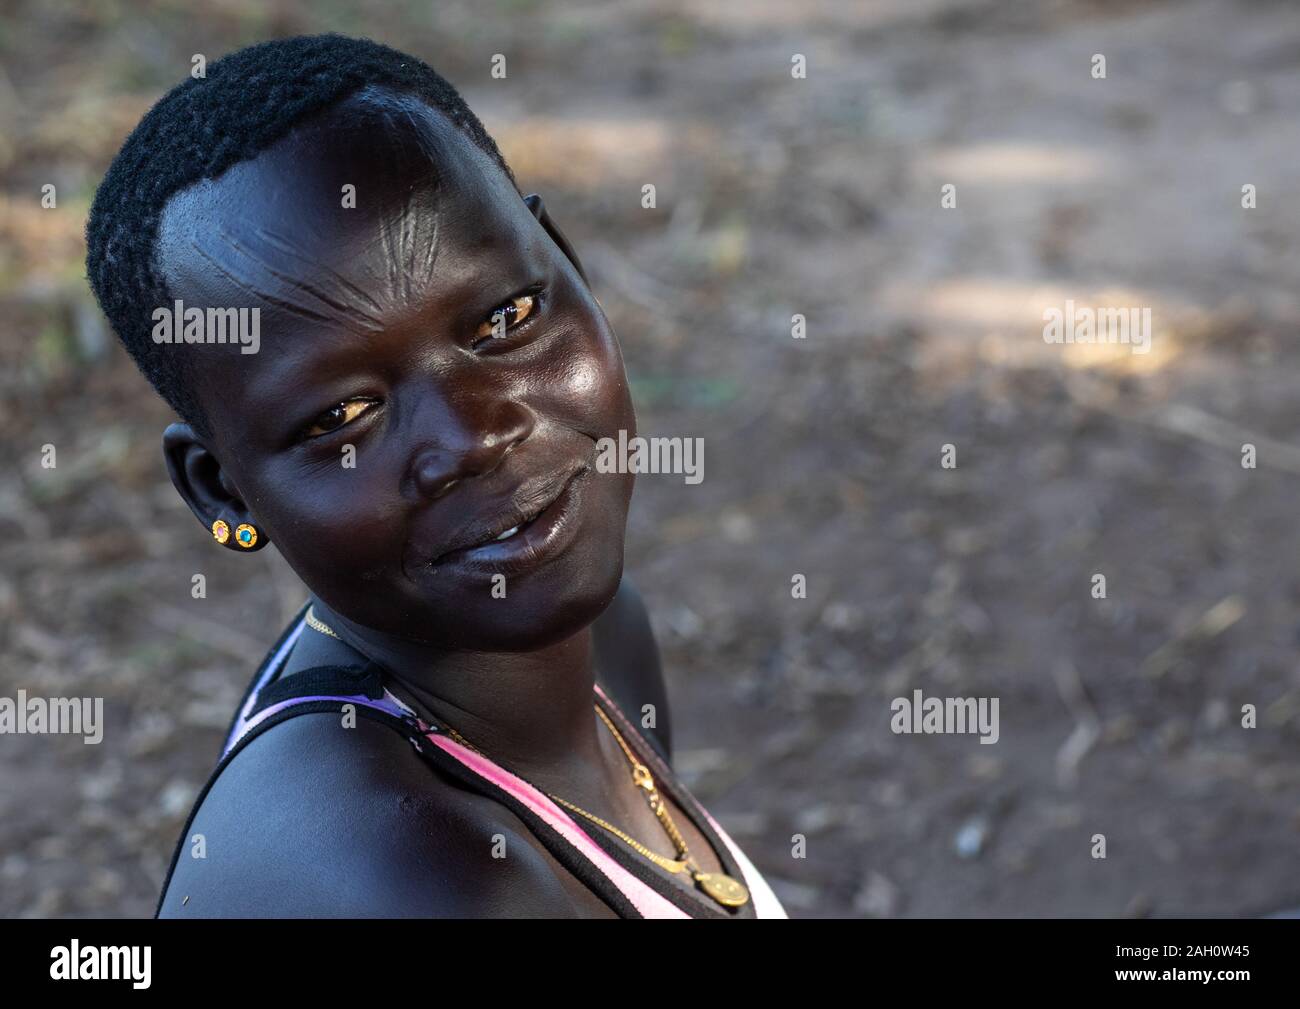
[158, 710, 598, 918]
[592, 576, 673, 763]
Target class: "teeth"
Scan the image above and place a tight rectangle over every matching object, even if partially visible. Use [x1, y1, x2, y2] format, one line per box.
[494, 525, 521, 541]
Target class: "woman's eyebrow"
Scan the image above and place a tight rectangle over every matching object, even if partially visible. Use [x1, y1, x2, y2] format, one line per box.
[233, 321, 382, 419]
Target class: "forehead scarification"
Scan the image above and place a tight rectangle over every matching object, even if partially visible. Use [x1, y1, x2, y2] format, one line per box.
[152, 89, 493, 336]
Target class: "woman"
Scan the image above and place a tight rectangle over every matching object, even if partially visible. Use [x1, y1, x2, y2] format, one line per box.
[86, 33, 787, 918]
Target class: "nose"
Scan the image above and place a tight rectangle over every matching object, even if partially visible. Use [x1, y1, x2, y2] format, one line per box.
[407, 399, 535, 501]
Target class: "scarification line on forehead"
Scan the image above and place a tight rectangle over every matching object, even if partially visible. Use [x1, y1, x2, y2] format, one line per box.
[357, 89, 450, 311]
[183, 224, 388, 333]
[253, 223, 389, 319]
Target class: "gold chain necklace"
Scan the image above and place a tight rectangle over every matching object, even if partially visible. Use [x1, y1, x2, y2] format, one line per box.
[303, 606, 750, 909]
[305, 607, 341, 638]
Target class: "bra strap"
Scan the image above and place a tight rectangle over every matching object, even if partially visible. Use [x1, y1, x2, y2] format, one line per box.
[223, 661, 419, 761]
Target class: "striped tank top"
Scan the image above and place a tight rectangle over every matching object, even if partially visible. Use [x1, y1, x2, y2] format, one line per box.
[158, 605, 788, 919]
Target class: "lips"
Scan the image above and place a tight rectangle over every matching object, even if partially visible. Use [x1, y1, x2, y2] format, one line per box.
[419, 460, 589, 569]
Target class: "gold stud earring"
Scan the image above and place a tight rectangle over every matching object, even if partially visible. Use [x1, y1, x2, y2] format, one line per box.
[234, 523, 258, 549]
[212, 519, 231, 545]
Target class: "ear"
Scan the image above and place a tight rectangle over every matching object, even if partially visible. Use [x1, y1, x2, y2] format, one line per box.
[523, 192, 591, 288]
[162, 423, 268, 551]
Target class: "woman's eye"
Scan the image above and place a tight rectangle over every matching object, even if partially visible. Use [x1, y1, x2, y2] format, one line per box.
[304, 399, 376, 438]
[474, 293, 537, 344]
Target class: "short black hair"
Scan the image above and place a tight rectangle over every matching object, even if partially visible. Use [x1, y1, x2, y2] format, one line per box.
[85, 33, 518, 435]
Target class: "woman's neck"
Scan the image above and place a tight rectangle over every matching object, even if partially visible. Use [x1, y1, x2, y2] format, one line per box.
[306, 596, 610, 790]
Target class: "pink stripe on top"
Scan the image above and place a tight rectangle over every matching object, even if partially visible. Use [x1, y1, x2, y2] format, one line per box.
[425, 731, 691, 919]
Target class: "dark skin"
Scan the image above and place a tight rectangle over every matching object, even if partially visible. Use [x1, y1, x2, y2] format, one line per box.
[154, 87, 729, 916]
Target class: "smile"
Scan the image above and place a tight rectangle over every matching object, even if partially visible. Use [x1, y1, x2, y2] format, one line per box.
[423, 466, 591, 577]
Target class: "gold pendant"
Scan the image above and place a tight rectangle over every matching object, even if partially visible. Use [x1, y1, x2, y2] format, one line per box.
[694, 871, 750, 908]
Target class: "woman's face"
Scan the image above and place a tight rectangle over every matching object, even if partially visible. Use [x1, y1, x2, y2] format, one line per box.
[156, 91, 637, 651]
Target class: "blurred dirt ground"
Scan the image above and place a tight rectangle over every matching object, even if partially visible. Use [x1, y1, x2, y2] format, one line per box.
[1, 0, 1298, 918]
